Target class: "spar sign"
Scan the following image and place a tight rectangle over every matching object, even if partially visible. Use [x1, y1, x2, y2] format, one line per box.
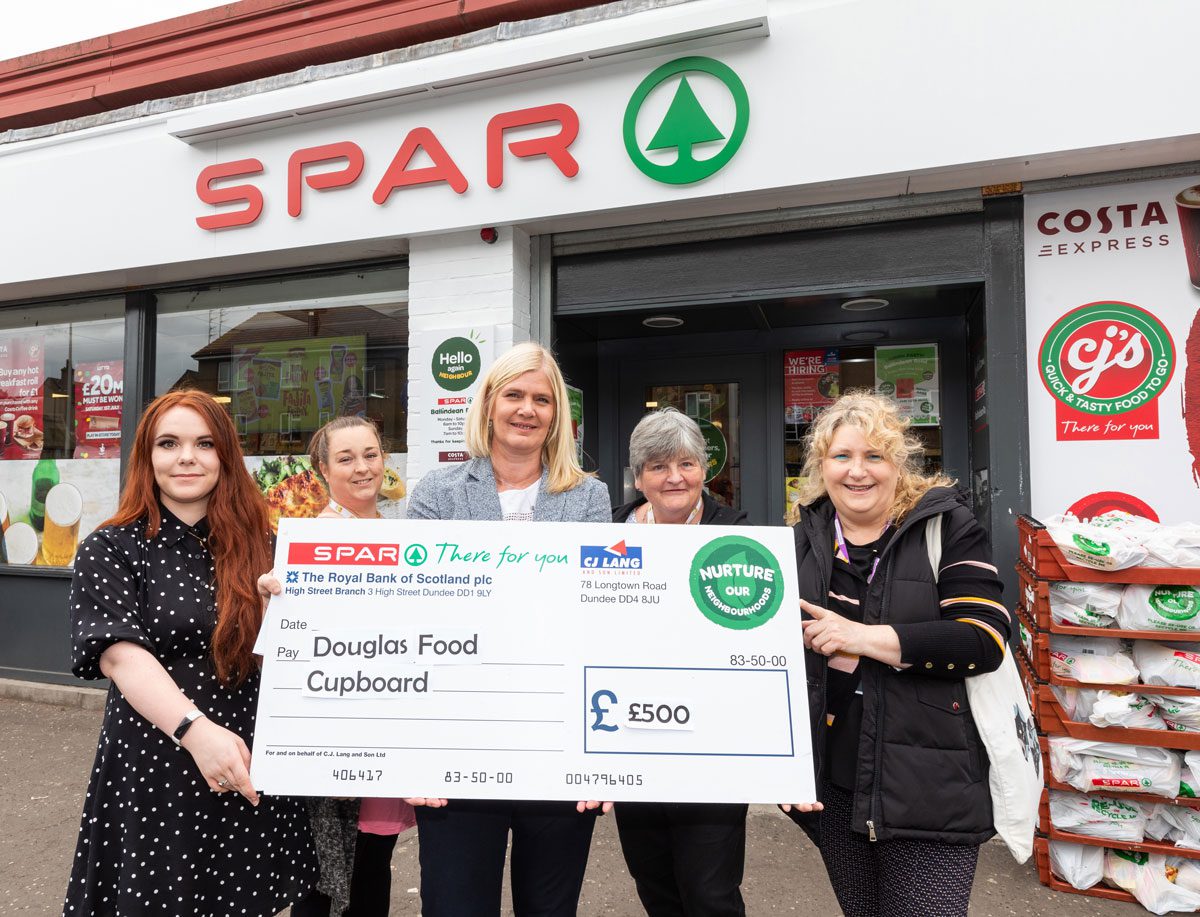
[1039, 301, 1175, 441]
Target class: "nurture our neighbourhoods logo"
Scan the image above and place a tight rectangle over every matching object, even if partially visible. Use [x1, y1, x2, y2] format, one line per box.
[581, 541, 643, 571]
[1039, 301, 1175, 441]
[689, 535, 783, 630]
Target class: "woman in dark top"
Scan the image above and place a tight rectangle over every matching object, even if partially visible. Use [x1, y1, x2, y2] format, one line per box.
[790, 391, 1009, 917]
[612, 408, 751, 917]
[63, 390, 316, 916]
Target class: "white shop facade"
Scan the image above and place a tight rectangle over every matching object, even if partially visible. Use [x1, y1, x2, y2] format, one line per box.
[2, 0, 1200, 682]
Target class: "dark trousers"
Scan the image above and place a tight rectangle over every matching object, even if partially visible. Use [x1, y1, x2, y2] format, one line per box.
[615, 802, 748, 917]
[415, 800, 597, 917]
[816, 783, 979, 917]
[291, 831, 399, 917]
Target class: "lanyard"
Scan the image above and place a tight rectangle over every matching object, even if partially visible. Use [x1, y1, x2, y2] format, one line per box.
[644, 495, 704, 525]
[326, 499, 380, 520]
[832, 514, 889, 584]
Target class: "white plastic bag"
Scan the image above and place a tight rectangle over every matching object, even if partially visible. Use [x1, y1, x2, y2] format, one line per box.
[1145, 523, 1200, 568]
[1182, 764, 1200, 799]
[1088, 691, 1167, 730]
[1049, 790, 1146, 841]
[1147, 695, 1200, 731]
[1136, 642, 1200, 688]
[1120, 585, 1200, 634]
[1104, 850, 1200, 914]
[1049, 581, 1123, 628]
[1049, 840, 1104, 890]
[1049, 637, 1140, 684]
[1051, 685, 1099, 723]
[1049, 737, 1181, 798]
[1173, 858, 1200, 895]
[1155, 805, 1200, 849]
[1147, 805, 1176, 840]
[1046, 514, 1149, 571]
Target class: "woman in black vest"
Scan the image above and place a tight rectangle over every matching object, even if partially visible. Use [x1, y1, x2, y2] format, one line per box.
[790, 391, 1008, 917]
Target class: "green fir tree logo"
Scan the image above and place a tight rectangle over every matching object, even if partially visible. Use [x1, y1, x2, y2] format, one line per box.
[624, 57, 750, 185]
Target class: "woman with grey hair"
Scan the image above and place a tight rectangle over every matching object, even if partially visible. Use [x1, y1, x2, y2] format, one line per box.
[612, 407, 750, 916]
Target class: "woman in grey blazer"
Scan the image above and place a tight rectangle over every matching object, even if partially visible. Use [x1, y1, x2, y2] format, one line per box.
[407, 342, 610, 917]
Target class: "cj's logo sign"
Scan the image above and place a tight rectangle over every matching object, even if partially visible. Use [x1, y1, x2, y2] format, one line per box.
[1039, 301, 1174, 416]
[624, 57, 749, 185]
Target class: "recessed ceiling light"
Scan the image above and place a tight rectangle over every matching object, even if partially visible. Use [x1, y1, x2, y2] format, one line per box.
[840, 297, 889, 312]
[842, 329, 888, 342]
[642, 315, 685, 329]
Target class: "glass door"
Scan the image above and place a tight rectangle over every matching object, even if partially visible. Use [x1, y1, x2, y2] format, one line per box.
[618, 354, 768, 523]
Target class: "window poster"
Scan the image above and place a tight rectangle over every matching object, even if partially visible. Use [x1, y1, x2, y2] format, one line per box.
[423, 327, 495, 466]
[0, 458, 118, 567]
[230, 336, 366, 436]
[73, 360, 123, 459]
[566, 383, 584, 463]
[784, 349, 840, 423]
[0, 334, 46, 459]
[874, 344, 940, 426]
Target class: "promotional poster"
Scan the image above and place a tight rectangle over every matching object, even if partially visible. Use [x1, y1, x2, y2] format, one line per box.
[1025, 176, 1200, 523]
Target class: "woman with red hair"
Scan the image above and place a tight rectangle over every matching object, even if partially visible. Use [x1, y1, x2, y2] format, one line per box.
[63, 390, 316, 916]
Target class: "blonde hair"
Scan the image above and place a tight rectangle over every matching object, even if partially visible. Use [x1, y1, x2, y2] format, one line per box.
[795, 390, 954, 523]
[463, 342, 590, 493]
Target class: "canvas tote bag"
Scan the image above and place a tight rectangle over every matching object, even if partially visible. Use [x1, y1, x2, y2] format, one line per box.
[926, 513, 1041, 863]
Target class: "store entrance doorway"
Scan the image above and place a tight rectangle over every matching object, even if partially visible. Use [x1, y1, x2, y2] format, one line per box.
[617, 352, 769, 521]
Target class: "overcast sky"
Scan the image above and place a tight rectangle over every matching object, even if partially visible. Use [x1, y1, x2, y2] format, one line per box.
[2, 1, 228, 60]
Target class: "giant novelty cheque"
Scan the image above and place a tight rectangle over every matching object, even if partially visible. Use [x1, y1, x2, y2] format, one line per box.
[251, 518, 814, 804]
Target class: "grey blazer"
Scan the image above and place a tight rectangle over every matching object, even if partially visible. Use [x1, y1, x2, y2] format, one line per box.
[407, 456, 611, 523]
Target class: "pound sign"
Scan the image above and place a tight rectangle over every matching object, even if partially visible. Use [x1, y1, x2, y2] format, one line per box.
[589, 690, 619, 732]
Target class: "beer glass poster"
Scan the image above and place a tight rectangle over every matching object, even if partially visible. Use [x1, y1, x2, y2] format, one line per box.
[1025, 175, 1200, 523]
[0, 459, 113, 567]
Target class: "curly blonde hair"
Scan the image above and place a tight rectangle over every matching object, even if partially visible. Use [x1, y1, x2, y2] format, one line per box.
[793, 390, 954, 524]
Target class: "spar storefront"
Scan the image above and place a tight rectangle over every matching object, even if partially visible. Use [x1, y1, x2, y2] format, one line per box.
[2, 0, 1199, 684]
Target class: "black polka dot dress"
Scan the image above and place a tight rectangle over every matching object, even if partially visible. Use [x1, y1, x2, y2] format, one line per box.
[63, 506, 317, 916]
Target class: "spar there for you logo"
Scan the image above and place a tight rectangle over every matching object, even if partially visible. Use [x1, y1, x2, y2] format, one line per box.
[623, 56, 749, 185]
[689, 535, 783, 630]
[1039, 301, 1175, 441]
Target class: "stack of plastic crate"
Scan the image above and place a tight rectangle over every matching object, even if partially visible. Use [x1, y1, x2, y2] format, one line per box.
[1016, 514, 1200, 905]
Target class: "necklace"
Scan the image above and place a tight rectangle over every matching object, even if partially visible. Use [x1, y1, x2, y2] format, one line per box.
[495, 469, 542, 490]
[327, 498, 380, 520]
[644, 496, 704, 525]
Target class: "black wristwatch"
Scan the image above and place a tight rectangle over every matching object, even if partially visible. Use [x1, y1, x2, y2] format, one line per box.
[171, 710, 205, 745]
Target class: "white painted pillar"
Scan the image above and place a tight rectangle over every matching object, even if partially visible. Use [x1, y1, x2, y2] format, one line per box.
[405, 226, 534, 483]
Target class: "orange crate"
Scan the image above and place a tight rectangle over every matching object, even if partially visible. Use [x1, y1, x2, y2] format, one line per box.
[1038, 789, 1200, 859]
[1038, 685, 1200, 750]
[1048, 672, 1200, 699]
[1015, 643, 1044, 726]
[1017, 515, 1200, 585]
[1037, 736, 1200, 809]
[1018, 561, 1200, 640]
[1034, 836, 1136, 904]
[1015, 602, 1038, 672]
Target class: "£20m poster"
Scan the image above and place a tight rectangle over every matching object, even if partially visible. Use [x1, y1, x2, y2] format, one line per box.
[1024, 175, 1200, 523]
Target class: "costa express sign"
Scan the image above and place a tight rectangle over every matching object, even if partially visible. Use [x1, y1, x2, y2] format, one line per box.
[1039, 300, 1175, 441]
[193, 56, 751, 230]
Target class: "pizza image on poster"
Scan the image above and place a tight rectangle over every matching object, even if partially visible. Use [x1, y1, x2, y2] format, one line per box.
[1038, 300, 1174, 441]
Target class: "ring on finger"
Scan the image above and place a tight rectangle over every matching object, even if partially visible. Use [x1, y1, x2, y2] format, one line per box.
[217, 778, 229, 788]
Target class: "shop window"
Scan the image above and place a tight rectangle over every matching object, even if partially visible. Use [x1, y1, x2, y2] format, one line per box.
[0, 298, 125, 569]
[783, 344, 942, 517]
[155, 266, 409, 528]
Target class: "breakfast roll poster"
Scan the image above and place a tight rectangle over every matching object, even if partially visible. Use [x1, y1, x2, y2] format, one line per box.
[0, 334, 45, 460]
[72, 361, 123, 460]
